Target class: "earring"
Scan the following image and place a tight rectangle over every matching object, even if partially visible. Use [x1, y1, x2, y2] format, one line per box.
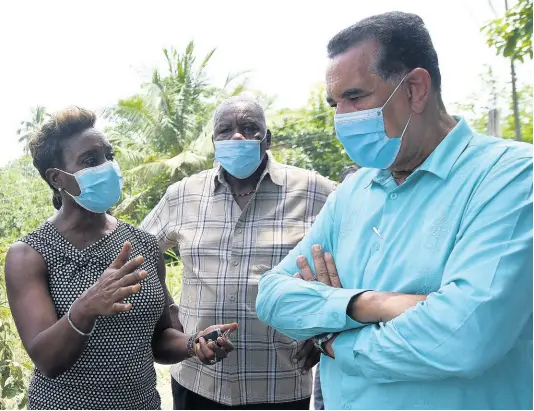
[58, 187, 63, 192]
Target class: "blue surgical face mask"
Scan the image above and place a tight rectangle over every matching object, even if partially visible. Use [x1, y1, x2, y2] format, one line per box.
[62, 161, 123, 213]
[214, 137, 265, 179]
[334, 75, 412, 169]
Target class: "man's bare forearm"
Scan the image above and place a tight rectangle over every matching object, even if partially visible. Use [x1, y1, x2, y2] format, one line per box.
[348, 291, 428, 323]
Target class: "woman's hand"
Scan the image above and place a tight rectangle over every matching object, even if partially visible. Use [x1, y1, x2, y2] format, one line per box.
[194, 323, 238, 365]
[74, 242, 146, 320]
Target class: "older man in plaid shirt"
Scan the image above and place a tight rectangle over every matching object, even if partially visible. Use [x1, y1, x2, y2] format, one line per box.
[141, 95, 335, 410]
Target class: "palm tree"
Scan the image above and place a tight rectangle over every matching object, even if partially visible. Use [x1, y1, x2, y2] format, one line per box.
[17, 106, 49, 155]
[104, 41, 258, 220]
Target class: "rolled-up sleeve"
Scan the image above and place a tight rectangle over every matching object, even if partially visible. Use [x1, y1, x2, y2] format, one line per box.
[256, 190, 368, 341]
[332, 155, 533, 382]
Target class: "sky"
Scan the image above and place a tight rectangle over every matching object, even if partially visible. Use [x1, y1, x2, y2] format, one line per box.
[0, 0, 531, 166]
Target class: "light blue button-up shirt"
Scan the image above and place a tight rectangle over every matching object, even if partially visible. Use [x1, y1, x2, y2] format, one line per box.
[256, 118, 533, 410]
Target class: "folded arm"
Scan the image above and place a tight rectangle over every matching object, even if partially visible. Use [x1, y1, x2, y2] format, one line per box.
[256, 191, 368, 341]
[332, 156, 533, 382]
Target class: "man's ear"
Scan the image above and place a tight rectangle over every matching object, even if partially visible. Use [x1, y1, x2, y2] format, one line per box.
[266, 130, 272, 150]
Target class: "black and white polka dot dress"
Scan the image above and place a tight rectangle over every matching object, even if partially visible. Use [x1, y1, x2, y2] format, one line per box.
[20, 220, 165, 410]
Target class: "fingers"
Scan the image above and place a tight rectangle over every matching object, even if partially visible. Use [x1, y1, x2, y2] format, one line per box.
[109, 242, 131, 269]
[297, 255, 316, 281]
[111, 302, 133, 314]
[216, 337, 234, 353]
[197, 337, 215, 364]
[120, 270, 147, 287]
[324, 252, 341, 288]
[114, 255, 144, 279]
[303, 349, 320, 372]
[293, 273, 303, 280]
[209, 341, 228, 360]
[293, 339, 314, 364]
[218, 323, 238, 334]
[113, 284, 141, 301]
[312, 244, 331, 286]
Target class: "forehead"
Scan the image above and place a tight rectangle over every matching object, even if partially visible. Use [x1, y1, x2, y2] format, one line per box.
[326, 41, 381, 98]
[215, 102, 265, 125]
[62, 128, 110, 158]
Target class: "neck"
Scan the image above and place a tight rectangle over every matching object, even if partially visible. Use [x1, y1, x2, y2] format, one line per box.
[391, 110, 457, 184]
[55, 198, 110, 232]
[224, 155, 268, 194]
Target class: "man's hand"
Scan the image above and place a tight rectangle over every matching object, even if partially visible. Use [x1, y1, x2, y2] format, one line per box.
[324, 336, 337, 358]
[294, 244, 341, 287]
[292, 339, 320, 374]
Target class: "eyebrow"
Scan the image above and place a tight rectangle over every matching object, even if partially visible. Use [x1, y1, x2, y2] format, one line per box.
[341, 87, 367, 99]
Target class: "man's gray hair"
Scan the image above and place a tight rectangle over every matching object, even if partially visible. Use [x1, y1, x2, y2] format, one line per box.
[213, 94, 266, 124]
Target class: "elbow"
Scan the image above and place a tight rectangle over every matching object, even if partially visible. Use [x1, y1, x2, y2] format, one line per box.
[453, 352, 497, 379]
[430, 349, 495, 380]
[27, 347, 66, 379]
[255, 285, 270, 325]
[36, 363, 64, 379]
[256, 274, 281, 327]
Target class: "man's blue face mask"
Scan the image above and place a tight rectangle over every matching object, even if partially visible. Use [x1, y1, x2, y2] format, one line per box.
[334, 74, 412, 169]
[214, 137, 266, 179]
[61, 161, 123, 213]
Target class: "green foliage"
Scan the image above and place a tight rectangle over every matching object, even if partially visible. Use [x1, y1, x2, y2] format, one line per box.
[270, 84, 353, 181]
[16, 107, 49, 156]
[483, 0, 533, 62]
[0, 157, 52, 409]
[452, 66, 532, 143]
[106, 41, 260, 225]
[0, 157, 54, 239]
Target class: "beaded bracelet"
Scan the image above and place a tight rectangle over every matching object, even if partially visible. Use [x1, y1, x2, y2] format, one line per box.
[187, 332, 198, 358]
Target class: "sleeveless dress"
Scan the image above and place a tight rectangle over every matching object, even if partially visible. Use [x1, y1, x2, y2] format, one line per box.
[20, 220, 166, 410]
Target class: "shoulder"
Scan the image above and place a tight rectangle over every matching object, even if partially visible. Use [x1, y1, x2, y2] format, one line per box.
[275, 163, 336, 195]
[119, 220, 160, 254]
[466, 133, 532, 171]
[5, 241, 47, 281]
[165, 168, 216, 198]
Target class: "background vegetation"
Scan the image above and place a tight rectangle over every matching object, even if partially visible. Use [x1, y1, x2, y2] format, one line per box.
[0, 2, 531, 407]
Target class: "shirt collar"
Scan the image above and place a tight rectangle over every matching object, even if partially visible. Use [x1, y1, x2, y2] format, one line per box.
[373, 116, 474, 185]
[418, 116, 474, 180]
[212, 151, 284, 193]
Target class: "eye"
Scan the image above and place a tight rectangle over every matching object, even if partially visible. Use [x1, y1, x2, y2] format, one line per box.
[82, 156, 94, 166]
[243, 124, 258, 133]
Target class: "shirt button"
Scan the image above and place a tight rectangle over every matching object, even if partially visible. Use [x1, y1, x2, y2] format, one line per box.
[232, 260, 239, 266]
[229, 295, 236, 302]
[374, 243, 380, 251]
[296, 317, 304, 326]
[236, 228, 243, 234]
[344, 403, 352, 410]
[390, 193, 398, 200]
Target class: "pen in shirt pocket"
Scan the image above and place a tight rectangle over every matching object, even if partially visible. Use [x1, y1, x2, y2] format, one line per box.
[373, 226, 384, 240]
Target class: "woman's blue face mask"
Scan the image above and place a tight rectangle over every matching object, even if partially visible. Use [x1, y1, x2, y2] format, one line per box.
[60, 161, 123, 213]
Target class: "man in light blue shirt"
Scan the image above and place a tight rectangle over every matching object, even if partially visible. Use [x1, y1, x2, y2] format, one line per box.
[256, 11, 533, 410]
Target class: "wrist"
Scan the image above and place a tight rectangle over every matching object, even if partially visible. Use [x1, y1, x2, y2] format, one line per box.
[70, 299, 97, 333]
[186, 332, 199, 359]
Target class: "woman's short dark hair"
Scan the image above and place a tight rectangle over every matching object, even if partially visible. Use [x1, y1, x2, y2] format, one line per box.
[29, 106, 97, 210]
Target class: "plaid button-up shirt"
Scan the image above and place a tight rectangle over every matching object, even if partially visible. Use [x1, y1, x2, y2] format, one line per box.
[140, 153, 335, 406]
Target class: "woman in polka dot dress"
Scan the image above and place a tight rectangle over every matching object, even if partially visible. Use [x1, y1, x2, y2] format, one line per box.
[5, 107, 238, 410]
